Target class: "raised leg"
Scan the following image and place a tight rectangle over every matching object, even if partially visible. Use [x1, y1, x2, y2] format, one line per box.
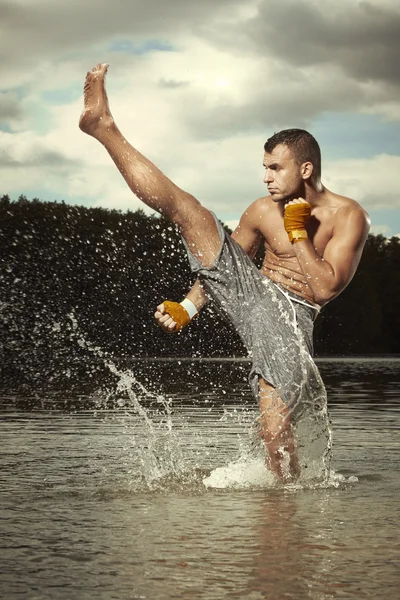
[79, 63, 220, 266]
[258, 378, 300, 483]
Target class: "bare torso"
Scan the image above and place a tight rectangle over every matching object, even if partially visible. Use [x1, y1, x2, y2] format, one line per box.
[246, 191, 368, 305]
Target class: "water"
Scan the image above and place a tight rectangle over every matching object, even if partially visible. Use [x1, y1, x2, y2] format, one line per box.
[1, 357, 400, 599]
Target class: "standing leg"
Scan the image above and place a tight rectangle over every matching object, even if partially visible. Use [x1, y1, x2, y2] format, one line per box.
[79, 63, 220, 266]
[258, 378, 300, 483]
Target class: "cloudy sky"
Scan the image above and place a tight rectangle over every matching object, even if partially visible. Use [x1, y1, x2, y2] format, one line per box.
[1, 0, 400, 235]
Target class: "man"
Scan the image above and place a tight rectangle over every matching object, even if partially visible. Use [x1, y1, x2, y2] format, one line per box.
[80, 63, 370, 483]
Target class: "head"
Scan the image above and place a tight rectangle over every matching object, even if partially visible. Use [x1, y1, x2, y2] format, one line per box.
[263, 129, 322, 202]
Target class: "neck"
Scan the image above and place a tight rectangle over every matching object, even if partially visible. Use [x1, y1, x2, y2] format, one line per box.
[303, 181, 326, 207]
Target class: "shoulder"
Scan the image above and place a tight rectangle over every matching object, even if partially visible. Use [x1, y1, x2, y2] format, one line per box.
[241, 195, 275, 222]
[326, 194, 370, 250]
[238, 196, 278, 235]
[333, 195, 370, 233]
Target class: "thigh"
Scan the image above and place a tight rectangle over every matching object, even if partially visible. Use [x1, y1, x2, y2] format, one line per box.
[179, 204, 222, 268]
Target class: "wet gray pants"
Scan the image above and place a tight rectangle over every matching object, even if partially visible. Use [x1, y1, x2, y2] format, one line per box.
[183, 216, 325, 413]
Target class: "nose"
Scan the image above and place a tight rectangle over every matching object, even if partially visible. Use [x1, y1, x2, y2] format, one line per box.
[264, 169, 273, 184]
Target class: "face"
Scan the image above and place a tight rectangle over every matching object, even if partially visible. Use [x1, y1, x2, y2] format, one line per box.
[263, 144, 305, 203]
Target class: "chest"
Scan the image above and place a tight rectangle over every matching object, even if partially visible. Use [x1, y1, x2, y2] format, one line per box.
[261, 208, 334, 257]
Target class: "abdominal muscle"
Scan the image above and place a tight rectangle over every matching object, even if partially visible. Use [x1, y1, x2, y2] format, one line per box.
[260, 248, 316, 305]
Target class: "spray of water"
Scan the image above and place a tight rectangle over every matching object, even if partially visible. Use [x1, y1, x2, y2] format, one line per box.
[62, 312, 353, 493]
[66, 311, 195, 490]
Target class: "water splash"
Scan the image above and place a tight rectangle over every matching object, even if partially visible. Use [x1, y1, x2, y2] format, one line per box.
[202, 417, 349, 491]
[66, 312, 192, 490]
[52, 312, 340, 493]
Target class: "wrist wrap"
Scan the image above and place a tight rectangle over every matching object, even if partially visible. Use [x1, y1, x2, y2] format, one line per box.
[161, 299, 197, 332]
[284, 202, 311, 244]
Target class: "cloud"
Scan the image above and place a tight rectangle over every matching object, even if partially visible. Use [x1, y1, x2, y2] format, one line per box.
[1, 0, 400, 227]
[0, 130, 79, 168]
[0, 91, 24, 122]
[1, 0, 400, 148]
[2, 0, 399, 123]
[205, 0, 400, 86]
[324, 154, 400, 209]
[370, 224, 392, 236]
[158, 79, 190, 89]
[0, 0, 243, 87]
[199, 0, 400, 126]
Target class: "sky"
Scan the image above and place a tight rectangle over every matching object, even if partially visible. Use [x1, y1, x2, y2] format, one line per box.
[1, 0, 400, 236]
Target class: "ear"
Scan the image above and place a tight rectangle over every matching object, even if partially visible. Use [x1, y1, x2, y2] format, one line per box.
[301, 161, 313, 181]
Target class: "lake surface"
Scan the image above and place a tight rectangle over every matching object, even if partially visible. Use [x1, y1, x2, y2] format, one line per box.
[1, 357, 400, 599]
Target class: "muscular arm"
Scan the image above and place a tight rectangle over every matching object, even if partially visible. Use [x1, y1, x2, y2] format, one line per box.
[293, 208, 370, 305]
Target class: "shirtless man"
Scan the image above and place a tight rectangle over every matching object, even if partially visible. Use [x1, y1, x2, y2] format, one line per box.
[79, 63, 370, 483]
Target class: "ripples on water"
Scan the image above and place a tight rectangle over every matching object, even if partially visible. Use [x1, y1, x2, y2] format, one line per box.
[1, 357, 400, 599]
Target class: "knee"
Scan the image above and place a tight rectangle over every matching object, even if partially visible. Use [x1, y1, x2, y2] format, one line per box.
[259, 414, 288, 447]
[258, 378, 288, 419]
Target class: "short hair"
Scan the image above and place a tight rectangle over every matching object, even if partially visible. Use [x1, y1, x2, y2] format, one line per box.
[264, 129, 321, 183]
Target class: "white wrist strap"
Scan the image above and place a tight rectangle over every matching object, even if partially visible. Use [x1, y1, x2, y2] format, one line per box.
[180, 298, 198, 319]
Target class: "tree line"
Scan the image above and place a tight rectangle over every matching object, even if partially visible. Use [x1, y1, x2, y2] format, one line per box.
[0, 195, 399, 392]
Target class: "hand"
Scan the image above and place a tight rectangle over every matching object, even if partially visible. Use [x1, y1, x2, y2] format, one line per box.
[286, 198, 310, 206]
[154, 302, 179, 333]
[154, 300, 193, 333]
[284, 198, 312, 243]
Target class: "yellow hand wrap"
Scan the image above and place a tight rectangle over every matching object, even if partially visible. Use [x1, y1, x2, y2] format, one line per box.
[161, 300, 193, 333]
[284, 202, 312, 243]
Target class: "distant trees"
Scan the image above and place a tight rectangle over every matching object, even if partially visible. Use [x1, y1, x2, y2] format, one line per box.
[0, 195, 398, 391]
[314, 233, 400, 354]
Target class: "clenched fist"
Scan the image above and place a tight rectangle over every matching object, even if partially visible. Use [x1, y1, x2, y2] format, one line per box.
[284, 198, 311, 243]
[154, 299, 197, 333]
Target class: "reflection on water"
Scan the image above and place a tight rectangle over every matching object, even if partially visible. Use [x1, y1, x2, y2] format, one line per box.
[1, 357, 400, 599]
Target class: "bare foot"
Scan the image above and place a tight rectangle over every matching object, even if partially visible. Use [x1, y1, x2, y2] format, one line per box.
[79, 63, 114, 137]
